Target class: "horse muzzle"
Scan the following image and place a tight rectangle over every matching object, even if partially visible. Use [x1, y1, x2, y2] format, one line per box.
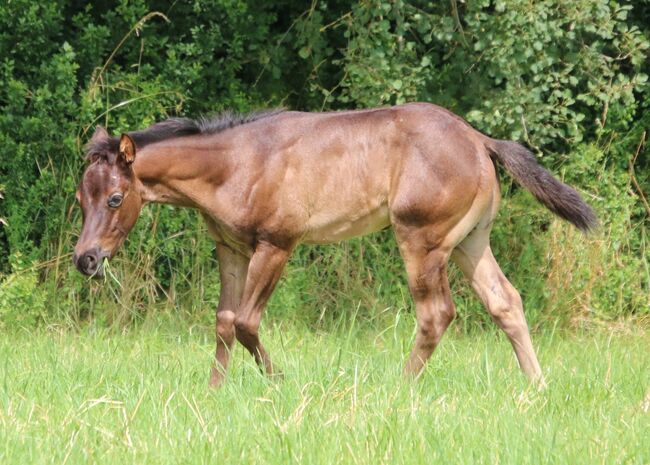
[73, 247, 108, 279]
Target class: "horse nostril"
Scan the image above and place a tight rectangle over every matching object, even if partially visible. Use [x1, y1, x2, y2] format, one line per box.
[79, 251, 98, 274]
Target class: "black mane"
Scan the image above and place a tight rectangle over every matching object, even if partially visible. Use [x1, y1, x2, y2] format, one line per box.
[85, 108, 285, 161]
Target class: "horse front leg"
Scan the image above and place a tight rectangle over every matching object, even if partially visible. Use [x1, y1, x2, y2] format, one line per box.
[234, 241, 291, 377]
[210, 243, 249, 387]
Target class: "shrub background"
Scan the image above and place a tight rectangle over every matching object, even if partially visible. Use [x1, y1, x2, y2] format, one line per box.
[0, 0, 648, 330]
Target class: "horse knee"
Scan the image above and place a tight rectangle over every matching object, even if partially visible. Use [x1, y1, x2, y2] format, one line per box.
[217, 309, 235, 326]
[235, 316, 265, 356]
[216, 310, 236, 344]
[234, 315, 258, 341]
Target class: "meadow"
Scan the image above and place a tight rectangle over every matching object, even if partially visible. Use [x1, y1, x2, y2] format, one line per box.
[1, 2, 649, 464]
[1, 319, 647, 464]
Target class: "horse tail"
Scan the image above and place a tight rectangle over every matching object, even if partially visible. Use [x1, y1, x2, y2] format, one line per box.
[486, 139, 597, 232]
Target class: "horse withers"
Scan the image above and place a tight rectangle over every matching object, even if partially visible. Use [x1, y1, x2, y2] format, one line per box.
[73, 103, 596, 386]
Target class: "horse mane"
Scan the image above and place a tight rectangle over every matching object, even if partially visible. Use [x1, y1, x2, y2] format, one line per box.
[85, 108, 285, 161]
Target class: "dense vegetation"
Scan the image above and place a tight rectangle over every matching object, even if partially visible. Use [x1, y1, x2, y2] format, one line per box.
[0, 0, 648, 330]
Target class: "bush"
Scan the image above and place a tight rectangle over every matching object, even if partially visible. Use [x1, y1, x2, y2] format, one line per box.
[0, 0, 647, 330]
[0, 257, 47, 330]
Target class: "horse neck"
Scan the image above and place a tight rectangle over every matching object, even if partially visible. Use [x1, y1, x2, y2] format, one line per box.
[132, 136, 231, 207]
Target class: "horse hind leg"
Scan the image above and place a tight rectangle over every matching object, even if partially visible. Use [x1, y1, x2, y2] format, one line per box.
[394, 224, 457, 378]
[451, 225, 544, 383]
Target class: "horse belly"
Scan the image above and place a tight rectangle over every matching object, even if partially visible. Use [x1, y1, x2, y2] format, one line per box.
[302, 204, 390, 244]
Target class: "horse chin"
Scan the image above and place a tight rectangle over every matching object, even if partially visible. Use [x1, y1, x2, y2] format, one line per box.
[91, 254, 110, 280]
[90, 264, 105, 280]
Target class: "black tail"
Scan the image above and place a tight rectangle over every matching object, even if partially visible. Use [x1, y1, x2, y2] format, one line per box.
[486, 139, 597, 232]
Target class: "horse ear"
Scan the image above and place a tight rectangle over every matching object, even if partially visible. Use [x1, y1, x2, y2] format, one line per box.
[90, 125, 109, 143]
[118, 133, 136, 164]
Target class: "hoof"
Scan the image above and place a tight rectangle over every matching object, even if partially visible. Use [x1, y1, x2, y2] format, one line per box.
[269, 370, 285, 381]
[209, 367, 226, 388]
[533, 375, 548, 391]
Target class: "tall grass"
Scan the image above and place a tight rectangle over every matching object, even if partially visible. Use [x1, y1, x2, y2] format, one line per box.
[0, 322, 647, 464]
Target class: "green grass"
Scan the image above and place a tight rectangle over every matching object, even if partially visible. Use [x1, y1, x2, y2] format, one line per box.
[0, 320, 648, 464]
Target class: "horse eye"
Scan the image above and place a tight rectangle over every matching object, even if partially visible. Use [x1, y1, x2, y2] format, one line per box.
[107, 193, 123, 208]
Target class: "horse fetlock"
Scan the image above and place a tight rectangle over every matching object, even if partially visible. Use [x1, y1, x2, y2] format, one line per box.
[209, 366, 227, 388]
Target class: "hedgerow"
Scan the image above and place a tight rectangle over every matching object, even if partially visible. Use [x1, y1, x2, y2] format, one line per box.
[0, 0, 647, 329]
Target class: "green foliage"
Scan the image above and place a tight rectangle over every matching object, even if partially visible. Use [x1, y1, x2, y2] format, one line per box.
[458, 0, 649, 150]
[293, 0, 649, 154]
[563, 143, 649, 318]
[332, 0, 435, 106]
[0, 0, 648, 331]
[0, 256, 47, 330]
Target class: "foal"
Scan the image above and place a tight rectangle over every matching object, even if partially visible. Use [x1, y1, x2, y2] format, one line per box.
[74, 103, 596, 386]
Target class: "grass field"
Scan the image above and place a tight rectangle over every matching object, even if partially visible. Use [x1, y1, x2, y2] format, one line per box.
[0, 319, 648, 465]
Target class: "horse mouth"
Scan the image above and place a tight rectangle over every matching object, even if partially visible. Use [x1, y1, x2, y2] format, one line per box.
[90, 264, 105, 280]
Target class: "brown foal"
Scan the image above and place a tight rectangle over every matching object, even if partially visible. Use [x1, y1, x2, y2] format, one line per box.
[74, 103, 596, 386]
